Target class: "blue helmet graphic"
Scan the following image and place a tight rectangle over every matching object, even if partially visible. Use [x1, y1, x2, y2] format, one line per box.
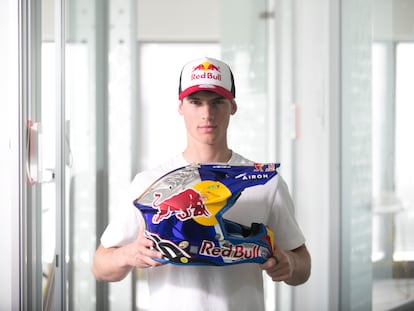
[134, 163, 280, 266]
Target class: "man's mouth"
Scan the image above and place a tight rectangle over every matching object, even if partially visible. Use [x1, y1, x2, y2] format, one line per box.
[198, 124, 217, 132]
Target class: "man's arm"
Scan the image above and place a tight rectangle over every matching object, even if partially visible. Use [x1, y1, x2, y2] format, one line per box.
[260, 244, 311, 286]
[92, 225, 163, 282]
[93, 244, 134, 282]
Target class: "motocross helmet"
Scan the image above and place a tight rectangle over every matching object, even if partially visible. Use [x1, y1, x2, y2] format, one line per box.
[133, 163, 280, 266]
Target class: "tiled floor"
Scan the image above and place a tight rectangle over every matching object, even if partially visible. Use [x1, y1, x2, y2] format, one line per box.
[373, 279, 414, 310]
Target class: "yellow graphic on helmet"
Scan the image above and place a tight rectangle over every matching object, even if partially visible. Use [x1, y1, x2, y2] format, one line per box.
[192, 180, 232, 226]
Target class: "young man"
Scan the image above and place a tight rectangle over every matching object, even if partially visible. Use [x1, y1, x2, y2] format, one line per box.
[93, 57, 311, 310]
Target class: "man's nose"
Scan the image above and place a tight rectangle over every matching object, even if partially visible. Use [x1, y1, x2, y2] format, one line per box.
[201, 103, 214, 120]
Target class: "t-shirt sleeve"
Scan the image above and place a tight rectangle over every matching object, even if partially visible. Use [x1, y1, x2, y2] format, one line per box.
[100, 201, 142, 248]
[268, 176, 306, 251]
[99, 155, 188, 248]
[100, 171, 157, 248]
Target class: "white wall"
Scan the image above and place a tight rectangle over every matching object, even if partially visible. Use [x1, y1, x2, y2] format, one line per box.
[137, 0, 220, 41]
[292, 0, 375, 309]
[292, 0, 336, 310]
[0, 0, 20, 309]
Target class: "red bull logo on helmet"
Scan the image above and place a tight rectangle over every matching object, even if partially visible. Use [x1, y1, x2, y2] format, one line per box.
[199, 240, 264, 260]
[191, 61, 222, 82]
[152, 189, 211, 224]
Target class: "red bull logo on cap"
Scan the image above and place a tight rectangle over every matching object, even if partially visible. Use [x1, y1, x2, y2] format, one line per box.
[152, 189, 211, 224]
[192, 61, 221, 72]
[191, 61, 222, 82]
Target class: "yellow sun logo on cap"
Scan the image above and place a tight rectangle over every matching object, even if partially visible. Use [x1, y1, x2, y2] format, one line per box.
[192, 62, 221, 72]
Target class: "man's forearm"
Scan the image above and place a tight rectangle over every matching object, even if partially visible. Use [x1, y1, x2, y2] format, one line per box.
[92, 244, 133, 282]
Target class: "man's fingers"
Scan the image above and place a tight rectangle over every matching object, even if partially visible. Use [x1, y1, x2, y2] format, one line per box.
[270, 255, 280, 265]
[261, 250, 294, 282]
[138, 226, 164, 260]
[137, 225, 153, 246]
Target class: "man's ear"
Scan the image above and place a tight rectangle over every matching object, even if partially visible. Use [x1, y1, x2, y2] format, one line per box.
[178, 100, 184, 115]
[231, 100, 238, 115]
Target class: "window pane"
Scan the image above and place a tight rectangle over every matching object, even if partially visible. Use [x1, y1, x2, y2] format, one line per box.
[394, 43, 414, 261]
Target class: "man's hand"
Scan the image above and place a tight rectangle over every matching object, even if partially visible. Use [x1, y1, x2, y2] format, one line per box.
[260, 244, 311, 286]
[122, 225, 164, 269]
[92, 225, 163, 282]
[260, 249, 293, 282]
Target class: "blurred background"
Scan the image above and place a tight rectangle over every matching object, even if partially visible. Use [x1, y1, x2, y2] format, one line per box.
[1, 0, 414, 310]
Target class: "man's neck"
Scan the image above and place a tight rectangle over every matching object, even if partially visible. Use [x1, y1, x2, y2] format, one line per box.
[182, 147, 232, 164]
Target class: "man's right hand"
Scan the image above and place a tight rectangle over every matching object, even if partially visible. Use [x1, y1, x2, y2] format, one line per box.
[123, 224, 164, 269]
[92, 225, 163, 282]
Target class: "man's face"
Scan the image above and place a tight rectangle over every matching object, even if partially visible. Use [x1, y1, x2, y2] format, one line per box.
[178, 91, 237, 147]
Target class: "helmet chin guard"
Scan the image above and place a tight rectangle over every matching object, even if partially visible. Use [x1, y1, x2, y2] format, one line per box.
[134, 163, 280, 266]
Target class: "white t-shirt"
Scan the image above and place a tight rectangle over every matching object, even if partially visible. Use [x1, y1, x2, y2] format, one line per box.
[101, 152, 305, 311]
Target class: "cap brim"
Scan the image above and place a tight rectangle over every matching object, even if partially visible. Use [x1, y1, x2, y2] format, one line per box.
[179, 85, 234, 100]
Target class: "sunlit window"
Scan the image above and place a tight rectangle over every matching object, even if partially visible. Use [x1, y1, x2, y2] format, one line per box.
[394, 42, 414, 262]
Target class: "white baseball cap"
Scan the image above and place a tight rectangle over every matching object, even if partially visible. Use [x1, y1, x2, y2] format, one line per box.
[178, 57, 236, 100]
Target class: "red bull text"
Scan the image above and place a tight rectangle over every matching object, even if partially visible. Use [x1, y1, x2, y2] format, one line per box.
[191, 62, 222, 81]
[191, 71, 222, 81]
[199, 240, 263, 260]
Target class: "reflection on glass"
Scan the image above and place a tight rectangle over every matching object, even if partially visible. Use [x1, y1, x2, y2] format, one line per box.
[372, 41, 414, 311]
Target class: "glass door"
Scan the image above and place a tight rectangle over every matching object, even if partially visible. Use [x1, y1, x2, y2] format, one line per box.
[60, 0, 137, 309]
[221, 0, 276, 163]
[5, 0, 136, 309]
[371, 1, 414, 309]
[41, 0, 103, 309]
[220, 1, 285, 310]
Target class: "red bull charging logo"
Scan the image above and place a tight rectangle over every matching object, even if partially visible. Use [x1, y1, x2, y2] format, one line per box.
[152, 189, 211, 224]
[191, 61, 221, 81]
